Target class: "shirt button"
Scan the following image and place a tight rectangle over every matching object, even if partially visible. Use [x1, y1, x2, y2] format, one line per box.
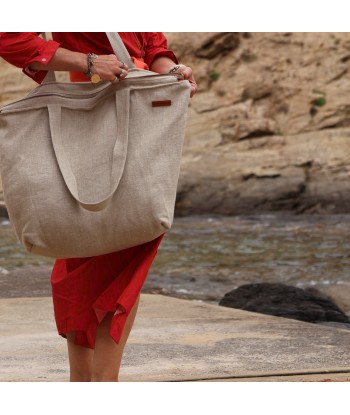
[42, 58, 47, 62]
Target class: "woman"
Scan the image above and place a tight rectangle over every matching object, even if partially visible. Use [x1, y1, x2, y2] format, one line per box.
[0, 32, 197, 382]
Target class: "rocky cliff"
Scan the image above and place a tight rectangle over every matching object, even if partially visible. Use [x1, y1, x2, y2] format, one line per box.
[166, 32, 350, 214]
[1, 32, 350, 214]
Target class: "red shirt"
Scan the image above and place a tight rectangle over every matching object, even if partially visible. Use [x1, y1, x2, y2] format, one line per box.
[0, 32, 178, 83]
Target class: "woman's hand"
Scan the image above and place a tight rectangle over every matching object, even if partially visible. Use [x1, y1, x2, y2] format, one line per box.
[150, 57, 198, 98]
[170, 64, 198, 98]
[90, 54, 128, 82]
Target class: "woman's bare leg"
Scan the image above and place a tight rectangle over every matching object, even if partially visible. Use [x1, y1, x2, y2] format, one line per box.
[66, 332, 94, 382]
[91, 294, 141, 382]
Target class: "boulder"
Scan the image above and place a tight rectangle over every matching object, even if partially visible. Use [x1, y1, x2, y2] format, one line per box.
[218, 282, 350, 324]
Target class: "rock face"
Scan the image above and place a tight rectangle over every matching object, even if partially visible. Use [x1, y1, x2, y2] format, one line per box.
[218, 283, 350, 324]
[1, 32, 350, 213]
[165, 32, 350, 214]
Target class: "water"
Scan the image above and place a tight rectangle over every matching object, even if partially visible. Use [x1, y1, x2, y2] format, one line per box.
[0, 219, 55, 270]
[1, 214, 350, 303]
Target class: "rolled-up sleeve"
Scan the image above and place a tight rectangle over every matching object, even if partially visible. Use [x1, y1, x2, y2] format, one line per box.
[0, 32, 61, 83]
[143, 32, 178, 68]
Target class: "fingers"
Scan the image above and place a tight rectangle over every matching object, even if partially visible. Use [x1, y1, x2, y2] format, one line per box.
[91, 54, 129, 82]
[189, 79, 198, 97]
[117, 65, 128, 79]
[113, 60, 128, 81]
[120, 61, 128, 70]
[107, 55, 129, 70]
[178, 66, 198, 97]
[179, 66, 193, 80]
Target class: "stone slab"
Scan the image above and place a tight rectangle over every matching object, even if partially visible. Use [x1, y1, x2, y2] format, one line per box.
[0, 294, 350, 382]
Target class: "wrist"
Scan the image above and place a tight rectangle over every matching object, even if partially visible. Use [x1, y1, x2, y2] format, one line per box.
[169, 64, 186, 74]
[75, 52, 89, 73]
[150, 56, 180, 74]
[83, 53, 98, 77]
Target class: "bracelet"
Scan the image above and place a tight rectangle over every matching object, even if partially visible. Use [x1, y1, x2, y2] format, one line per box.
[169, 64, 185, 74]
[84, 53, 98, 77]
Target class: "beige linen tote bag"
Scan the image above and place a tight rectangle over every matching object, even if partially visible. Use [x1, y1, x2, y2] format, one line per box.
[0, 33, 191, 258]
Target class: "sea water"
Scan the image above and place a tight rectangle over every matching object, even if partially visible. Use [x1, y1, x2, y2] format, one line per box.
[1, 214, 350, 303]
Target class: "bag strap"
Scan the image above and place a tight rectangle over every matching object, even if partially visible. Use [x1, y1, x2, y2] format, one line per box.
[42, 32, 135, 83]
[105, 33, 134, 68]
[47, 88, 131, 212]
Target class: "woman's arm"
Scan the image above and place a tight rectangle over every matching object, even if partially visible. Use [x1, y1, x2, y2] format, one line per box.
[28, 47, 87, 72]
[29, 48, 128, 82]
[0, 32, 128, 83]
[0, 32, 61, 83]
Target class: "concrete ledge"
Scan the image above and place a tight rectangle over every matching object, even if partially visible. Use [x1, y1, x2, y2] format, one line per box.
[0, 294, 350, 382]
[197, 372, 350, 382]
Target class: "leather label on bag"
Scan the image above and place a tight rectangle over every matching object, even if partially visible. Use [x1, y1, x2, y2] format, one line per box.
[152, 100, 172, 107]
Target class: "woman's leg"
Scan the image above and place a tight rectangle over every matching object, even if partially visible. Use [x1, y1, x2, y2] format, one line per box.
[91, 293, 141, 382]
[66, 332, 94, 382]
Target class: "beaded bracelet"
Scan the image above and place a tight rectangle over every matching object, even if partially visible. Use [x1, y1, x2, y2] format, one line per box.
[84, 53, 98, 77]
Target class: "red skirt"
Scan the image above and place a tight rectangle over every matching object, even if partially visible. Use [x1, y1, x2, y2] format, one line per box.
[50, 234, 165, 349]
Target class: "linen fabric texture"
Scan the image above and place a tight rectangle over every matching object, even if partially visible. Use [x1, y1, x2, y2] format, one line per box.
[0, 33, 191, 258]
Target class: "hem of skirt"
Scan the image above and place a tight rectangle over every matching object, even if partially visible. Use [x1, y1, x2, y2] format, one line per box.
[56, 301, 129, 349]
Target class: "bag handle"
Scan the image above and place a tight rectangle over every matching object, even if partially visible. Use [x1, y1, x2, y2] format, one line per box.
[47, 88, 131, 212]
[105, 32, 134, 69]
[42, 32, 135, 83]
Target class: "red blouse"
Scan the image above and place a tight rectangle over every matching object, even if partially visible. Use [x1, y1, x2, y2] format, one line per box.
[0, 32, 178, 83]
